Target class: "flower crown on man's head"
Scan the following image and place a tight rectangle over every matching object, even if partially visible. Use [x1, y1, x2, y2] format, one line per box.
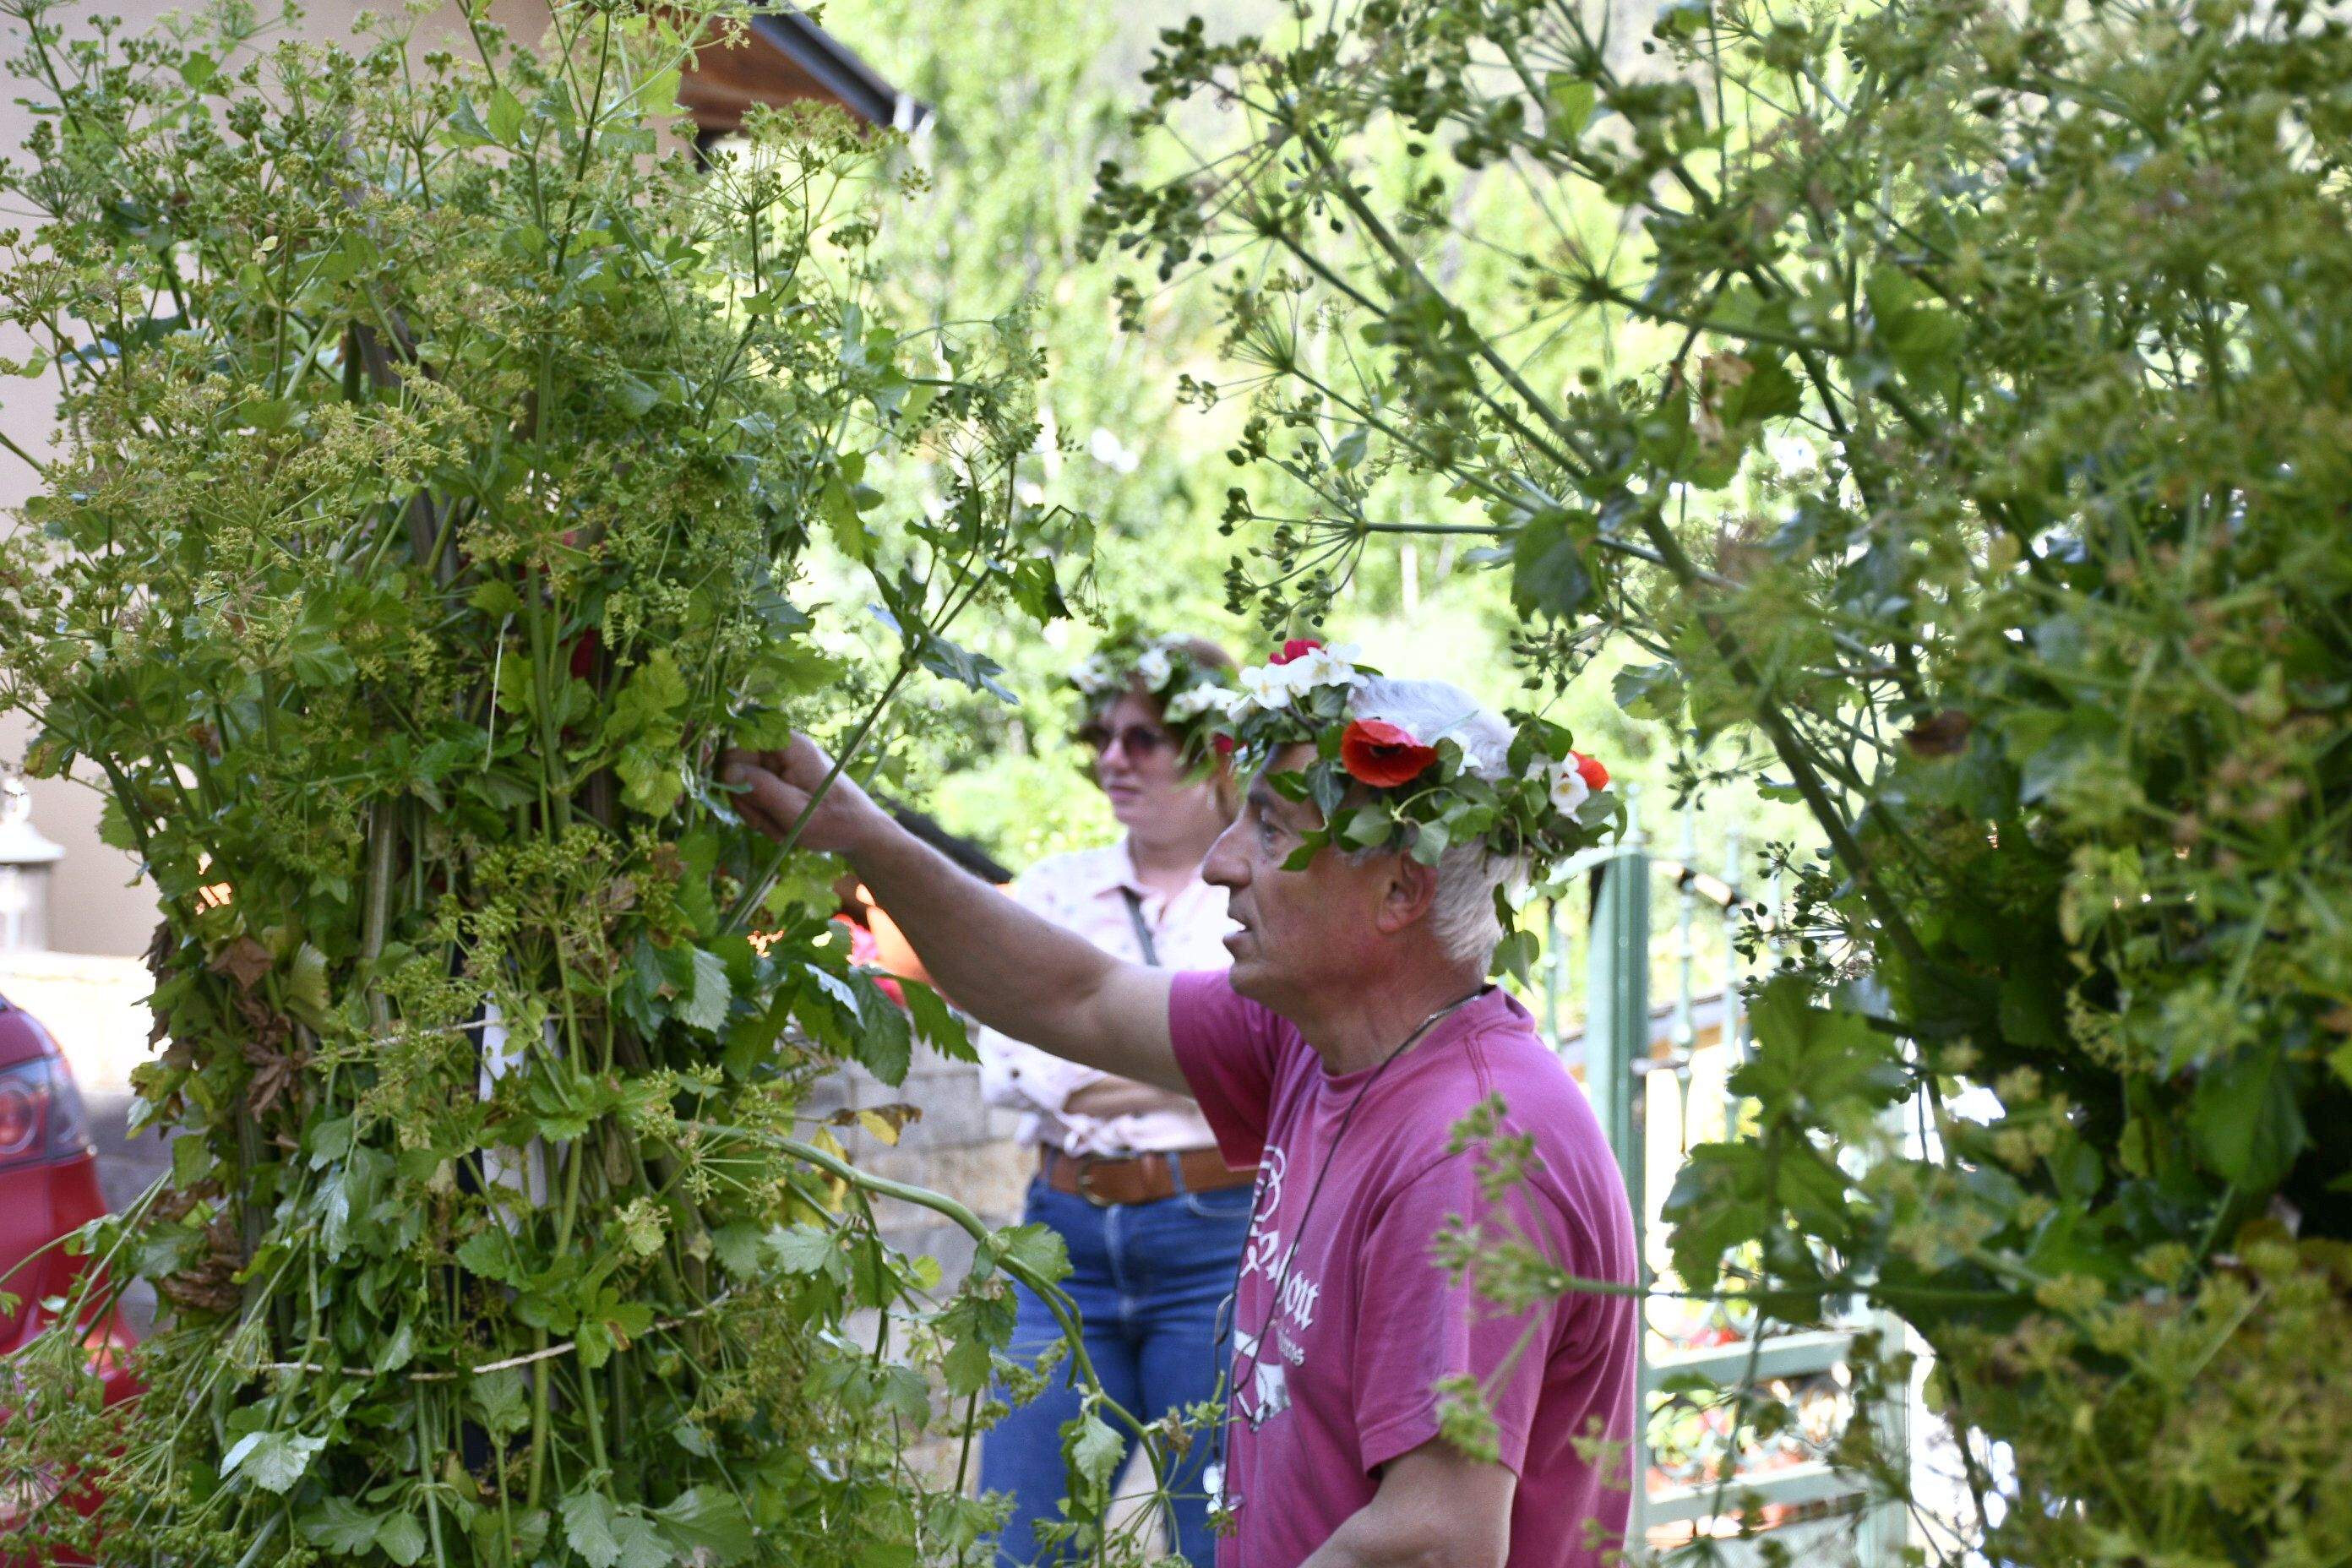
[1207, 640, 1618, 883]
[1064, 629, 1238, 765]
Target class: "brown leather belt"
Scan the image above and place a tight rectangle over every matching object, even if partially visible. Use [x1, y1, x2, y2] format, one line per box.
[1039, 1146, 1257, 1208]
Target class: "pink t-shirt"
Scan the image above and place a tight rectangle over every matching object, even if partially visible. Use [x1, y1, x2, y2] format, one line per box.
[1169, 972, 1639, 1568]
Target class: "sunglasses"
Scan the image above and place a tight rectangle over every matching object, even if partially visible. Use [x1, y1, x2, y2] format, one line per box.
[1077, 722, 1174, 759]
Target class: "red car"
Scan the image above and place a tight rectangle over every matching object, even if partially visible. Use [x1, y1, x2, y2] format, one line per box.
[0, 992, 140, 1565]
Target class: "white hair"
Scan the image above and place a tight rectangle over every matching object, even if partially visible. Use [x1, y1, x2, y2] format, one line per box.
[1348, 676, 1523, 966]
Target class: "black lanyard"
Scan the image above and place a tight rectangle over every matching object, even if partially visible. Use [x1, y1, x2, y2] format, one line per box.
[1118, 886, 1161, 967]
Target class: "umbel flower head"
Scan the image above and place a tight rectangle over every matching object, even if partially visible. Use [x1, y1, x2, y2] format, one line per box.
[1206, 640, 1620, 886]
[1064, 627, 1239, 765]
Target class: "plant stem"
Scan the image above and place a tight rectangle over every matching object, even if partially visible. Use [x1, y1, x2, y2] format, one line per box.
[0, 425, 48, 478]
[416, 1386, 451, 1568]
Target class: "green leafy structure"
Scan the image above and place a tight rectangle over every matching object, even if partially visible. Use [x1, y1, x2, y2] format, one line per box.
[0, 2, 1142, 1562]
[1097, 0, 2352, 1557]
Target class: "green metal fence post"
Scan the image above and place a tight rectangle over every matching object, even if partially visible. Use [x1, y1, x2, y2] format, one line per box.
[1587, 839, 1650, 1227]
[1587, 823, 1650, 1546]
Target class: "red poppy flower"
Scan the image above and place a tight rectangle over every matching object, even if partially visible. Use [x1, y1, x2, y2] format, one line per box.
[1572, 750, 1609, 791]
[1270, 639, 1323, 666]
[569, 627, 602, 679]
[1341, 718, 1438, 788]
[1213, 732, 1236, 759]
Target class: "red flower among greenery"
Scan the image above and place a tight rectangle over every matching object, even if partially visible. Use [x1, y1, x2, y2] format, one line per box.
[1572, 751, 1609, 791]
[1270, 638, 1323, 665]
[1340, 718, 1439, 787]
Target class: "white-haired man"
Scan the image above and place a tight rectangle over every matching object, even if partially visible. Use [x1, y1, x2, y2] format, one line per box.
[722, 641, 1637, 1568]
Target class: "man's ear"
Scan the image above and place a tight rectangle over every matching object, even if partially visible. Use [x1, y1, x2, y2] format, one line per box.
[1375, 852, 1441, 936]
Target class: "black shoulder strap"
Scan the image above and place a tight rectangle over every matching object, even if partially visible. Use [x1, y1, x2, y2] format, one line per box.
[1118, 886, 1162, 967]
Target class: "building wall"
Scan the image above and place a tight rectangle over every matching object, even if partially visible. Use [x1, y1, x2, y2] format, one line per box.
[0, 0, 559, 956]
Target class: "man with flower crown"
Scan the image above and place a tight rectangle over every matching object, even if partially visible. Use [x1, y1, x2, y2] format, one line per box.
[721, 640, 1638, 1568]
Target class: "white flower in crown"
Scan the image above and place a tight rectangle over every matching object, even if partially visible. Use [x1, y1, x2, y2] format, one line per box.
[1133, 646, 1175, 691]
[1162, 681, 1221, 722]
[1545, 760, 1592, 816]
[1237, 662, 1297, 713]
[1282, 642, 1363, 695]
[1070, 656, 1117, 695]
[1538, 750, 1611, 817]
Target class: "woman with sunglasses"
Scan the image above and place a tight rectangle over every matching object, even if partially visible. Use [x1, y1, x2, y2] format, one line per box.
[974, 631, 1248, 1565]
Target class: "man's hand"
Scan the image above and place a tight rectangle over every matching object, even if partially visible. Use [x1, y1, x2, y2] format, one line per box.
[721, 737, 890, 856]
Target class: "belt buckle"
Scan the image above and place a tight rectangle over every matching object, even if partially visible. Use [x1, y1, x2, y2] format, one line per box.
[1074, 1155, 1115, 1208]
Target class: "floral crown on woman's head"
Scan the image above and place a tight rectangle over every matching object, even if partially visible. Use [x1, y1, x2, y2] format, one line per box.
[1064, 629, 1238, 764]
[1207, 640, 1618, 880]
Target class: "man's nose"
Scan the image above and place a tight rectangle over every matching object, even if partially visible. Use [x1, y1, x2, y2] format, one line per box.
[1201, 819, 1246, 889]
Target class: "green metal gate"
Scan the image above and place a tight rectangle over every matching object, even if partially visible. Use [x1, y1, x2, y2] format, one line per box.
[1549, 807, 1909, 1564]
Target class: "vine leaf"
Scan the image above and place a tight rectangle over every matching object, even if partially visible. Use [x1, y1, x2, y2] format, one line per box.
[284, 941, 331, 1027]
[847, 971, 914, 1084]
[678, 947, 732, 1034]
[297, 1497, 381, 1553]
[2191, 1046, 2307, 1189]
[1514, 509, 1589, 620]
[608, 651, 690, 814]
[901, 977, 974, 1063]
[220, 1429, 323, 1494]
[561, 1490, 623, 1568]
[993, 1222, 1072, 1287]
[767, 1223, 838, 1276]
[1491, 928, 1539, 988]
[653, 1487, 755, 1563]
[373, 1514, 427, 1567]
[471, 1367, 531, 1438]
[487, 86, 524, 146]
[613, 1513, 672, 1568]
[916, 631, 1017, 702]
[1067, 1409, 1123, 1488]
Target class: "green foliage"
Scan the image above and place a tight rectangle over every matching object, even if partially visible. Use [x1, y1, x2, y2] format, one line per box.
[1100, 0, 2352, 1556]
[0, 2, 1161, 1561]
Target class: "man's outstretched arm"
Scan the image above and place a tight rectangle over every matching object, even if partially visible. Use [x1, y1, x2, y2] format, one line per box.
[721, 738, 1188, 1094]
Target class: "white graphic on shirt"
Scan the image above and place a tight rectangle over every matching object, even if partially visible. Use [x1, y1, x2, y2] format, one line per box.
[1231, 1329, 1290, 1429]
[1250, 1147, 1287, 1230]
[1237, 1146, 1288, 1280]
[1275, 1265, 1320, 1330]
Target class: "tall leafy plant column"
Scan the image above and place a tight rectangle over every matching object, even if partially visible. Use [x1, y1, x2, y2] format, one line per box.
[0, 3, 1150, 1564]
[1094, 0, 2352, 1558]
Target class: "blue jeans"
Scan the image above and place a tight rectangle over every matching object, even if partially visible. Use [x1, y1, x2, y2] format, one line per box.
[981, 1166, 1252, 1565]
